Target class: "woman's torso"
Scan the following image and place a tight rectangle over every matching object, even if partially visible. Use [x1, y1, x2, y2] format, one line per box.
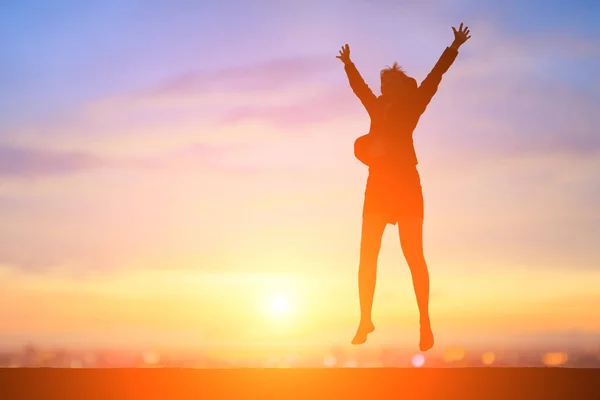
[367, 95, 423, 173]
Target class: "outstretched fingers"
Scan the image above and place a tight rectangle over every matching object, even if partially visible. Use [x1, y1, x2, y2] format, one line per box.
[336, 44, 351, 62]
[452, 23, 472, 43]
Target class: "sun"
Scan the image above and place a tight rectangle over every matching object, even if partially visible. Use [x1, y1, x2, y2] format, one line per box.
[266, 292, 291, 317]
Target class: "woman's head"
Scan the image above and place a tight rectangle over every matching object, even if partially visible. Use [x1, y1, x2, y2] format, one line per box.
[380, 62, 417, 97]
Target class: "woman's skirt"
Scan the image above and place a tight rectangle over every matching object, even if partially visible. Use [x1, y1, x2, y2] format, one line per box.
[362, 165, 424, 225]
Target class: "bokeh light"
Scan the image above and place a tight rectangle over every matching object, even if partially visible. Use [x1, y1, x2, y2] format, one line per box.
[443, 347, 466, 363]
[142, 350, 160, 365]
[542, 352, 568, 367]
[411, 354, 425, 368]
[323, 355, 337, 368]
[285, 354, 297, 365]
[481, 352, 495, 365]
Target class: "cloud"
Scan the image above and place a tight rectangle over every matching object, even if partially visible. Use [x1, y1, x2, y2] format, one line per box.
[143, 54, 337, 98]
[144, 142, 265, 174]
[143, 140, 344, 177]
[0, 144, 183, 179]
[0, 145, 106, 178]
[218, 85, 361, 129]
[0, 238, 134, 274]
[15, 54, 342, 152]
[0, 138, 325, 184]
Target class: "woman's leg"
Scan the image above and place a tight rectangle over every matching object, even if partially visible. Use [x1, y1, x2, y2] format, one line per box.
[352, 213, 388, 345]
[397, 216, 434, 351]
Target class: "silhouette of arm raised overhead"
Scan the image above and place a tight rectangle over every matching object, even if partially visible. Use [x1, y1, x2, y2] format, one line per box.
[336, 44, 377, 114]
[417, 47, 458, 111]
[417, 23, 471, 112]
[344, 62, 378, 114]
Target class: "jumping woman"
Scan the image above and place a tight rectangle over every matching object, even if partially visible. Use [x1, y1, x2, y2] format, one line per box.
[336, 23, 471, 351]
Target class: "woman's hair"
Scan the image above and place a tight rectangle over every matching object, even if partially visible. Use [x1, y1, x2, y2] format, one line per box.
[380, 62, 407, 79]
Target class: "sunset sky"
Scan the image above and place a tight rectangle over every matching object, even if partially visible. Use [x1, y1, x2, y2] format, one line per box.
[1, 0, 599, 352]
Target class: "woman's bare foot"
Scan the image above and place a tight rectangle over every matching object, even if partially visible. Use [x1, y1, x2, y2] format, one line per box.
[419, 322, 434, 352]
[351, 321, 375, 345]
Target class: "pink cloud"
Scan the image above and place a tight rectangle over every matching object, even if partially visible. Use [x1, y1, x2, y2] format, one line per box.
[0, 145, 106, 178]
[219, 85, 360, 129]
[144, 55, 337, 97]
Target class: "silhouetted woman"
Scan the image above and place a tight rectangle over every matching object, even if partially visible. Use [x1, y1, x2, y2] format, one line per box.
[336, 23, 471, 351]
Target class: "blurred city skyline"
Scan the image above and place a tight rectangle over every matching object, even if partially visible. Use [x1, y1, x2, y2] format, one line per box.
[3, 337, 600, 368]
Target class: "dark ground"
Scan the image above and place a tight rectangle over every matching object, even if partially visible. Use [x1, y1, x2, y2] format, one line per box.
[1, 368, 600, 399]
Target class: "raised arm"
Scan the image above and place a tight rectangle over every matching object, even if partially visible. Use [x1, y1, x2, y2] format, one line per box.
[337, 44, 377, 114]
[417, 23, 471, 111]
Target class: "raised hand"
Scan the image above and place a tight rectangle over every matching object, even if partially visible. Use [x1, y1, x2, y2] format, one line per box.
[336, 44, 352, 65]
[451, 23, 471, 49]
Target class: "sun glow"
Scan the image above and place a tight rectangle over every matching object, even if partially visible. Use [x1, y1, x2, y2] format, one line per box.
[266, 292, 292, 317]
